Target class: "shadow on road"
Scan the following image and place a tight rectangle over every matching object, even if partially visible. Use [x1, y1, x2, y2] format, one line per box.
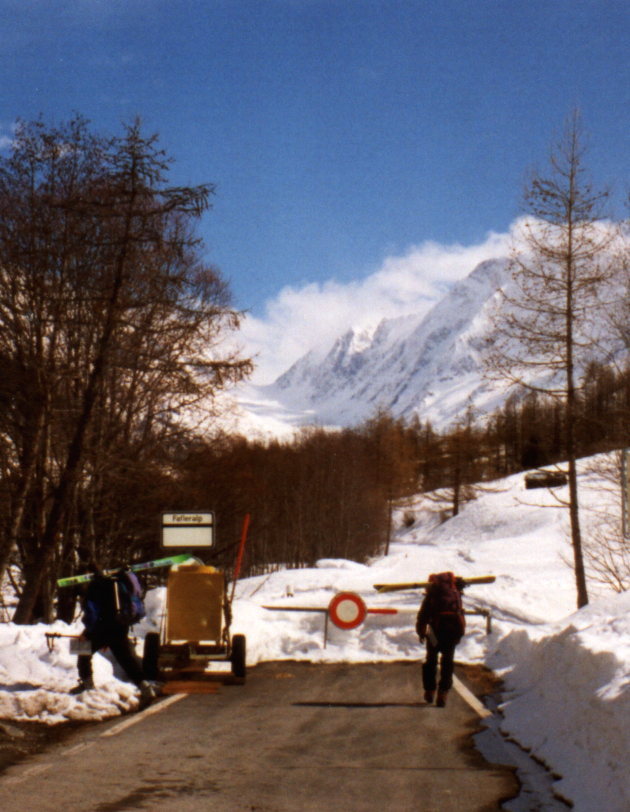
[293, 701, 423, 708]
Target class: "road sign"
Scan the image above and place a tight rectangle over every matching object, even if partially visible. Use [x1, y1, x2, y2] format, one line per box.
[162, 512, 214, 548]
[327, 592, 367, 630]
[263, 592, 399, 645]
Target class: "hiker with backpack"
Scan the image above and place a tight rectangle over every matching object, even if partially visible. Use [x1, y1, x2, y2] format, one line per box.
[416, 571, 466, 707]
[71, 567, 157, 702]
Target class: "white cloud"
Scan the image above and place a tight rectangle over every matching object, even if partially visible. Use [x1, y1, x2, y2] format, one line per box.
[241, 226, 513, 384]
[0, 121, 19, 151]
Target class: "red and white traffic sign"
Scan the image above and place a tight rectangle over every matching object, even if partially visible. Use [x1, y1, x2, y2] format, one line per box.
[328, 592, 367, 630]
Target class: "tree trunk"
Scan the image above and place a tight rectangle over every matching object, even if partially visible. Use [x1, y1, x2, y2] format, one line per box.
[13, 214, 132, 624]
[0, 406, 47, 580]
[568, 456, 588, 607]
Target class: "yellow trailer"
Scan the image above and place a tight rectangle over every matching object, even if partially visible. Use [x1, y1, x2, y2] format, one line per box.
[143, 564, 246, 682]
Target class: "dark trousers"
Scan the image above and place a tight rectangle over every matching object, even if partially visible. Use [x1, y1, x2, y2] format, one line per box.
[78, 628, 144, 686]
[422, 636, 458, 693]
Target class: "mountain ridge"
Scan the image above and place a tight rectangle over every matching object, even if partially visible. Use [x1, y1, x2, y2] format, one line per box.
[258, 257, 509, 429]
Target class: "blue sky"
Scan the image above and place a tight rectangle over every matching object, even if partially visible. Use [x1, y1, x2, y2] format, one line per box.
[1, 0, 628, 379]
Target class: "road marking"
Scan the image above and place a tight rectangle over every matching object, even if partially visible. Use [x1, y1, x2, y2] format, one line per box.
[453, 675, 492, 719]
[3, 760, 55, 784]
[101, 693, 186, 737]
[64, 741, 91, 755]
[1, 696, 185, 785]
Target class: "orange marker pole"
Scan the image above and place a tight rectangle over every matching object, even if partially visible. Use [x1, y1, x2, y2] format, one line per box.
[230, 513, 251, 603]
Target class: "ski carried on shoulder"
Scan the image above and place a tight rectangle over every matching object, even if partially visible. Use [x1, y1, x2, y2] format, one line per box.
[373, 574, 496, 593]
[57, 553, 191, 588]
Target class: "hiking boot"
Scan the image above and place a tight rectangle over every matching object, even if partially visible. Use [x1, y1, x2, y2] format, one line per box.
[423, 690, 435, 704]
[70, 677, 94, 694]
[139, 680, 161, 703]
[436, 691, 448, 707]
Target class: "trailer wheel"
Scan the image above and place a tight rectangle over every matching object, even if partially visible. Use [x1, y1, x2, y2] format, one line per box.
[231, 634, 246, 679]
[143, 632, 160, 680]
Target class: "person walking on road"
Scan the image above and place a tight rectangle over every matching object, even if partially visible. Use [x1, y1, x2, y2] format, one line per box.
[71, 567, 157, 703]
[416, 572, 466, 707]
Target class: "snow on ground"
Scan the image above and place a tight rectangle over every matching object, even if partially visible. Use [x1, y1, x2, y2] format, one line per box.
[0, 455, 628, 810]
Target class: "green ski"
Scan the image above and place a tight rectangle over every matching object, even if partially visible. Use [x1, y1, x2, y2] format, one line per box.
[57, 553, 191, 588]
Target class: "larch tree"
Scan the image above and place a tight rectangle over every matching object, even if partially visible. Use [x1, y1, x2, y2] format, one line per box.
[488, 111, 616, 608]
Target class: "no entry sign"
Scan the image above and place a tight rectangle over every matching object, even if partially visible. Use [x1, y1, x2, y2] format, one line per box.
[328, 592, 367, 630]
[263, 593, 399, 645]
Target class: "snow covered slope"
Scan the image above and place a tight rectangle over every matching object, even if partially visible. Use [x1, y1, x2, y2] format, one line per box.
[254, 258, 509, 430]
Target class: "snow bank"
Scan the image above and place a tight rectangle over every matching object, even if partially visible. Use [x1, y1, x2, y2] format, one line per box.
[0, 622, 141, 722]
[489, 592, 630, 811]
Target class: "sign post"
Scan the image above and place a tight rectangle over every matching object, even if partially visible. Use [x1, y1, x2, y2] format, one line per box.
[162, 512, 214, 549]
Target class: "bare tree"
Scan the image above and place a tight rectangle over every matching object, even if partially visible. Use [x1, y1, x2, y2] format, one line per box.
[606, 199, 630, 353]
[361, 410, 419, 554]
[581, 452, 630, 592]
[0, 117, 252, 622]
[488, 111, 616, 608]
[420, 416, 501, 522]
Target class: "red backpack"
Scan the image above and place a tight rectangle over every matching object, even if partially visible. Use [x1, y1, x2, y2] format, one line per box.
[426, 572, 465, 635]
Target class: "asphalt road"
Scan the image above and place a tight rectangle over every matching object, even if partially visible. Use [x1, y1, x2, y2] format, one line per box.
[0, 662, 517, 811]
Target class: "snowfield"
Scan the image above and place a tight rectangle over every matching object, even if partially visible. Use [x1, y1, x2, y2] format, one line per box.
[1, 456, 628, 810]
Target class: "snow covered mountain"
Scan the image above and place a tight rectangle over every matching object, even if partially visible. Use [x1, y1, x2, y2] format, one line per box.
[257, 257, 510, 430]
